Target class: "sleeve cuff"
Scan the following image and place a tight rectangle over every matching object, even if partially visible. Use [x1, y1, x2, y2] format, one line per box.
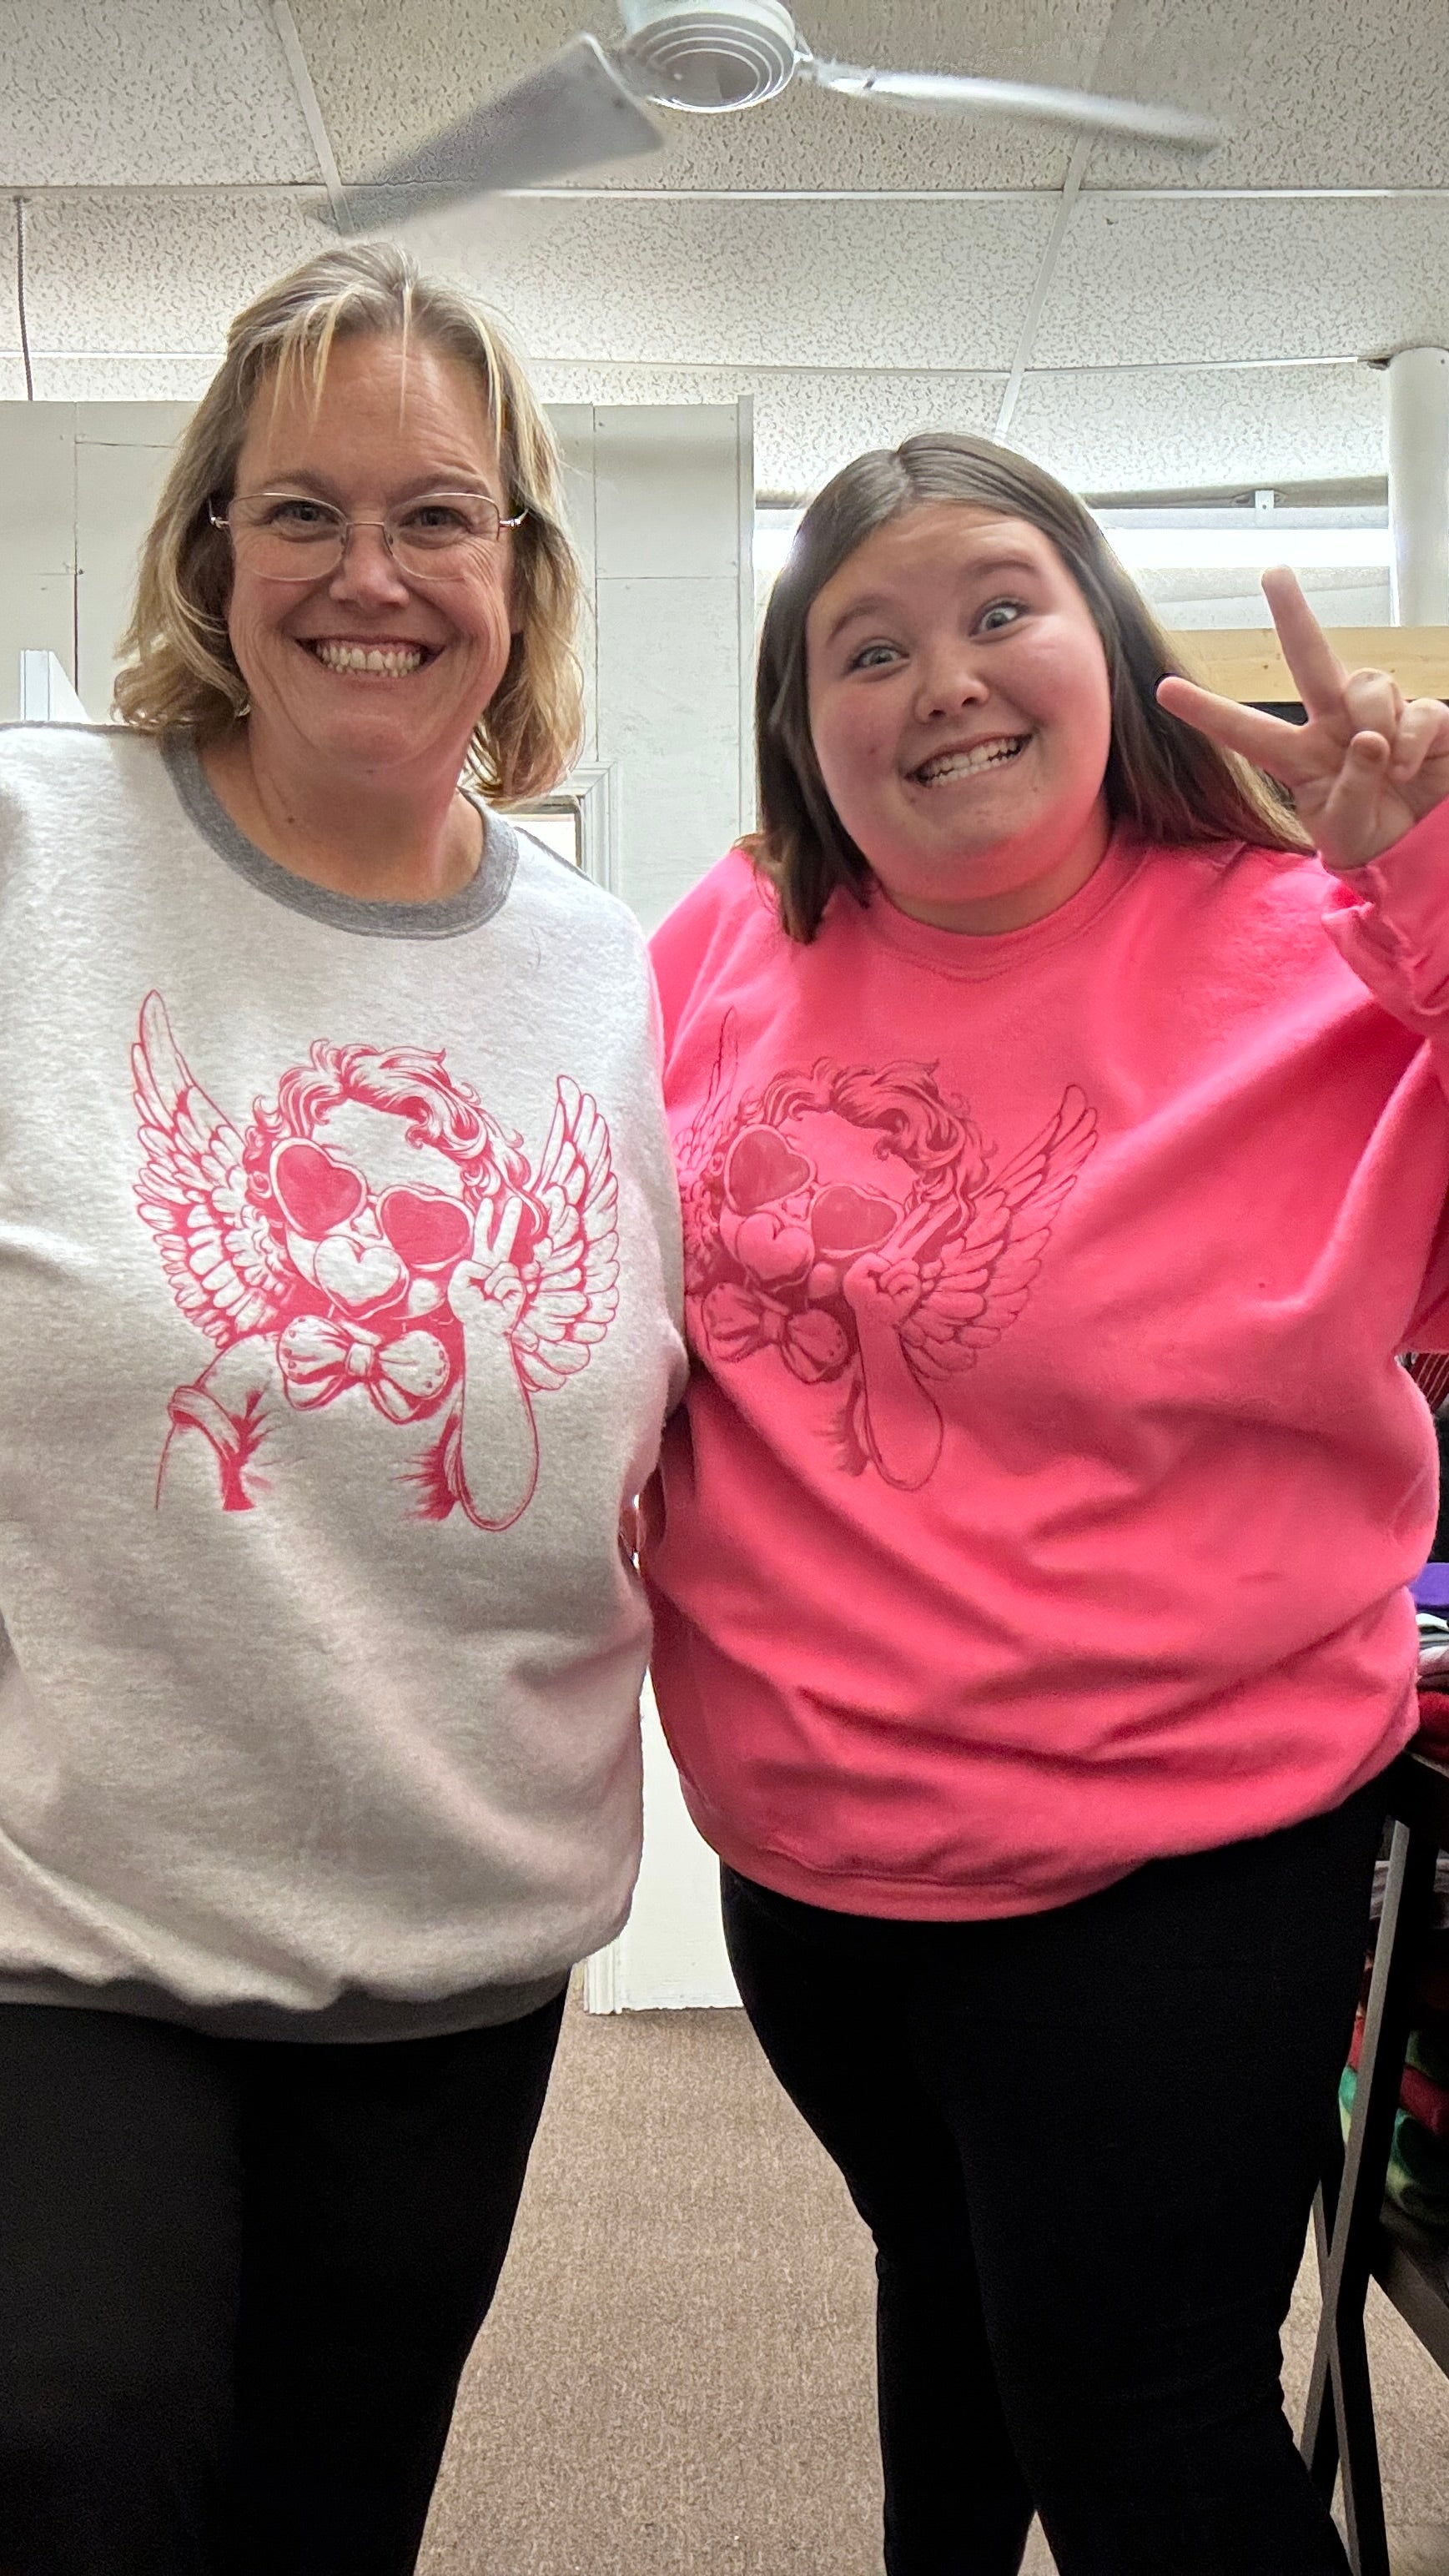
[1323, 801, 1449, 1020]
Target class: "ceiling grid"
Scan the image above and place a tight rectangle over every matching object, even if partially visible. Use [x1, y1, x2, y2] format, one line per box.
[993, 132, 1094, 445]
[0, 0, 1440, 497]
[269, 0, 350, 229]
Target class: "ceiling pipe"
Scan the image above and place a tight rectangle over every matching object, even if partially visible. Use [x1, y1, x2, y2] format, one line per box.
[1387, 347, 1449, 626]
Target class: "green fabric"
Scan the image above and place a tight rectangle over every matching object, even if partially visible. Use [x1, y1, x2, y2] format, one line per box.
[1339, 2065, 1449, 2232]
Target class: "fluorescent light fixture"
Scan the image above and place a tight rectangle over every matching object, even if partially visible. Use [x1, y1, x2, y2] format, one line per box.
[1095, 523, 1391, 572]
[754, 511, 1391, 584]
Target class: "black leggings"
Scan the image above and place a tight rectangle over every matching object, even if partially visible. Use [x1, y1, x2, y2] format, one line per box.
[0, 1991, 564, 2576]
[722, 1774, 1389, 2576]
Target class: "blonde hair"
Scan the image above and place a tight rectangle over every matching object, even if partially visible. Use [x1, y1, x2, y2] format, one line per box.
[112, 242, 584, 804]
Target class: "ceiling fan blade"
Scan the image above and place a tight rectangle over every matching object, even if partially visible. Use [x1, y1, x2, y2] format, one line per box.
[327, 35, 667, 233]
[806, 58, 1218, 150]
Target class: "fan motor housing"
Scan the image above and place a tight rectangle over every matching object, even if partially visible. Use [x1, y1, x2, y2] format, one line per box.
[617, 0, 799, 112]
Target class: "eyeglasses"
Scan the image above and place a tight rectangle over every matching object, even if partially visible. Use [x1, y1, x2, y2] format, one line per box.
[210, 490, 526, 582]
[271, 1140, 475, 1271]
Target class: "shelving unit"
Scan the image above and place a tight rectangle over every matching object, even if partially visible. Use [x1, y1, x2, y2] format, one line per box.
[1305, 1749, 1449, 2576]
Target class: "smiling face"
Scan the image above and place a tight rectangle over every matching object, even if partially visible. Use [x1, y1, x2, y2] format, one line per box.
[224, 331, 516, 788]
[804, 501, 1115, 934]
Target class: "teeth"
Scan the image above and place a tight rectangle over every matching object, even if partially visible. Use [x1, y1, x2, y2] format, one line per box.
[916, 737, 1027, 784]
[311, 641, 424, 677]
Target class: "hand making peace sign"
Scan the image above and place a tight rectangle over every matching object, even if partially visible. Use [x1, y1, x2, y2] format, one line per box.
[1156, 568, 1449, 873]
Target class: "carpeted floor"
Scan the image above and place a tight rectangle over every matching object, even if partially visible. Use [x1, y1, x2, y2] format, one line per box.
[419, 1994, 1449, 2575]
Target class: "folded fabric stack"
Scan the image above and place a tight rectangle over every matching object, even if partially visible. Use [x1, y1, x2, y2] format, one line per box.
[1416, 1683, 1449, 1763]
[1340, 2013, 1449, 2233]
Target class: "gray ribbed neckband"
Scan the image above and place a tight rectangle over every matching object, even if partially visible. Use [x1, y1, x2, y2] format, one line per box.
[160, 732, 518, 940]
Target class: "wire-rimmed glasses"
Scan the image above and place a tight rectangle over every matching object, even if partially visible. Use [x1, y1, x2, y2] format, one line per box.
[209, 490, 527, 581]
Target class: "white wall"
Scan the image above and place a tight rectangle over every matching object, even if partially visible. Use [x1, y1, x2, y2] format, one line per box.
[0, 390, 751, 2009]
[550, 400, 755, 931]
[550, 401, 749, 2005]
[0, 401, 191, 722]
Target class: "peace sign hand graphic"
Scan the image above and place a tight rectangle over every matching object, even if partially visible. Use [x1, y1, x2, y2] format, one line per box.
[448, 1191, 530, 1337]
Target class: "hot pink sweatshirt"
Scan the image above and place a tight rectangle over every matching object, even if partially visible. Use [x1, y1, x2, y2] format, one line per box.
[642, 811, 1449, 1920]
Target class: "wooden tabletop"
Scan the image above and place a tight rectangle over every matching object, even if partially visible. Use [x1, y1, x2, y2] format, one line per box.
[1165, 629, 1449, 706]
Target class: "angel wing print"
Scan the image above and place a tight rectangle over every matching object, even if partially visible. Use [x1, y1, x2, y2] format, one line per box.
[133, 992, 619, 1527]
[681, 1031, 1097, 1491]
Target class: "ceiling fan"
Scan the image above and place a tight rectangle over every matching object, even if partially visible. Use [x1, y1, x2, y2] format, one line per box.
[329, 0, 1218, 231]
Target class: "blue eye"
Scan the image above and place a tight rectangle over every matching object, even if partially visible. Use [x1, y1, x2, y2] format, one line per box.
[266, 497, 333, 528]
[848, 641, 901, 672]
[402, 502, 471, 533]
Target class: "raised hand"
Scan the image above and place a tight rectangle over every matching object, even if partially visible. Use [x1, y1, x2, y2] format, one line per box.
[448, 1190, 529, 1336]
[1156, 568, 1449, 871]
[841, 1197, 944, 1331]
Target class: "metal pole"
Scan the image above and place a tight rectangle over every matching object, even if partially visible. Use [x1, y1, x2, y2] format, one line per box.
[1388, 346, 1449, 625]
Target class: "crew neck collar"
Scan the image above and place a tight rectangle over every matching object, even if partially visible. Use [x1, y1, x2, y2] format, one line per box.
[160, 732, 518, 942]
[850, 828, 1145, 980]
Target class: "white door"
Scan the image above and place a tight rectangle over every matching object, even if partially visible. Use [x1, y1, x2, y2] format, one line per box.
[586, 1683, 740, 2010]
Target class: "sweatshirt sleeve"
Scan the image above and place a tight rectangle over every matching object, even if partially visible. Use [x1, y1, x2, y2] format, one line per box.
[1321, 800, 1449, 1057]
[1322, 801, 1449, 1345]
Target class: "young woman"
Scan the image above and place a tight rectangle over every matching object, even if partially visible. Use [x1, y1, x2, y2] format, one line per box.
[0, 242, 684, 2573]
[642, 431, 1449, 2576]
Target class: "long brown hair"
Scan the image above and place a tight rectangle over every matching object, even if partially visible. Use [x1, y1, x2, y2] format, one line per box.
[112, 241, 583, 805]
[749, 432, 1308, 943]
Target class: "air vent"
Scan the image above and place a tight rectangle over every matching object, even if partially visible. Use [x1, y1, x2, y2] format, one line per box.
[618, 1, 798, 112]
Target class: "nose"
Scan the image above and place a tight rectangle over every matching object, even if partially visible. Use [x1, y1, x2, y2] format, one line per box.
[328, 521, 411, 609]
[912, 639, 990, 723]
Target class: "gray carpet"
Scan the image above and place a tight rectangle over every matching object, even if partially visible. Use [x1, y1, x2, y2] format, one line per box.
[419, 1995, 1449, 2575]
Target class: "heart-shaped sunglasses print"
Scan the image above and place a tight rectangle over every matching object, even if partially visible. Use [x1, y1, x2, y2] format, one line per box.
[809, 1184, 898, 1256]
[725, 1125, 812, 1214]
[271, 1140, 474, 1271]
[725, 1126, 898, 1258]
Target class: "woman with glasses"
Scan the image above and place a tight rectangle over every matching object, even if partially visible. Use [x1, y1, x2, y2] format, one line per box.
[0, 242, 684, 2573]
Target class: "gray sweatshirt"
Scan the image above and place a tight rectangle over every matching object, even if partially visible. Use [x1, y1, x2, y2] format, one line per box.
[0, 724, 687, 2039]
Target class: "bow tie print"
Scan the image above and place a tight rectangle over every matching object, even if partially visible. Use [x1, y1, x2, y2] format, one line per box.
[699, 1280, 851, 1386]
[277, 1312, 455, 1423]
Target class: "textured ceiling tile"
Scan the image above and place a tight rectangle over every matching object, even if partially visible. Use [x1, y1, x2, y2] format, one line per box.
[1087, 0, 1449, 189]
[1033, 197, 1449, 368]
[0, 0, 317, 186]
[531, 360, 1004, 492]
[0, 193, 17, 326]
[406, 194, 1054, 370]
[290, 0, 1118, 194]
[18, 192, 324, 355]
[12, 354, 226, 401]
[1009, 363, 1386, 494]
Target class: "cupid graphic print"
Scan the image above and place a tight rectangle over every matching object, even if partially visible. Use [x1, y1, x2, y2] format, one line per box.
[680, 1034, 1096, 1490]
[133, 993, 619, 1525]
